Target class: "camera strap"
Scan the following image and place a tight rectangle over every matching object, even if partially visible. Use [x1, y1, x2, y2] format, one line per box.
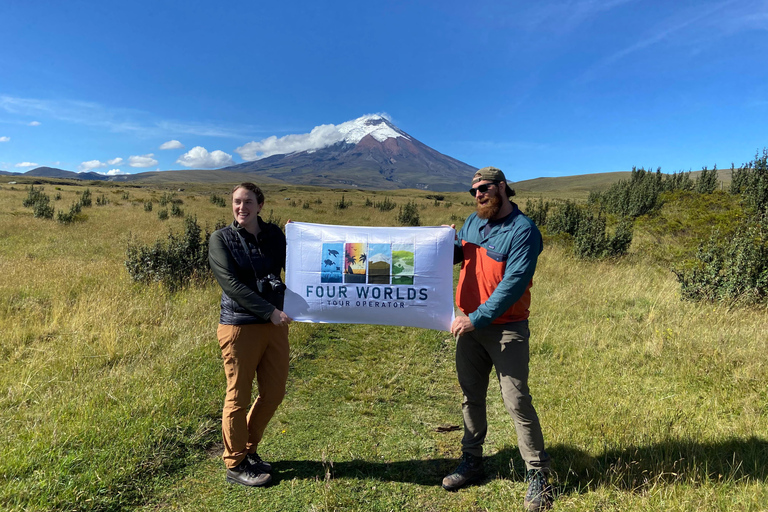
[233, 227, 265, 281]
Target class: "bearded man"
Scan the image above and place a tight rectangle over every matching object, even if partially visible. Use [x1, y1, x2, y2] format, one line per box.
[443, 167, 553, 511]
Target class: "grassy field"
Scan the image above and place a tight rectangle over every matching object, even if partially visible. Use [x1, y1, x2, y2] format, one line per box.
[1, 178, 766, 511]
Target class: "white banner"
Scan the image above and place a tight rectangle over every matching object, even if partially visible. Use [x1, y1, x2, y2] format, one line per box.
[284, 222, 455, 331]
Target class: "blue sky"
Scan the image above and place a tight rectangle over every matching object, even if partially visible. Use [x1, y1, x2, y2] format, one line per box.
[1, 0, 767, 181]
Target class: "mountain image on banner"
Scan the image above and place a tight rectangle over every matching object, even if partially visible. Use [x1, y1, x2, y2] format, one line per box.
[224, 114, 477, 191]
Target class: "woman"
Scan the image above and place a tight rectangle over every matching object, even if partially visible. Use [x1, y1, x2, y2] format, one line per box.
[208, 182, 292, 487]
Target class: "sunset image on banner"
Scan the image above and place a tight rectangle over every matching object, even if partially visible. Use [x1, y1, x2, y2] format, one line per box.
[344, 242, 367, 284]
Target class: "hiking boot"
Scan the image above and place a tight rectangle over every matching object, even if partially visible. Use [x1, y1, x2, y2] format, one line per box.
[246, 452, 273, 473]
[226, 459, 272, 487]
[441, 452, 484, 491]
[524, 469, 553, 511]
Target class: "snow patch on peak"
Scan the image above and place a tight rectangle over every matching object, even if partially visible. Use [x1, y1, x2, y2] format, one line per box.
[337, 114, 409, 144]
[235, 113, 407, 161]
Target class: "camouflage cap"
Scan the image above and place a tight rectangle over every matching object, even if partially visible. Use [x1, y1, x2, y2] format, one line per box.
[472, 166, 515, 197]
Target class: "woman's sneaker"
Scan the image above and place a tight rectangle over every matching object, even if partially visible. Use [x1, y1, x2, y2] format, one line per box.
[246, 452, 273, 473]
[226, 459, 272, 487]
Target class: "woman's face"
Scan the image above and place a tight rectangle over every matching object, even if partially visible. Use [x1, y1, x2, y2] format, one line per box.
[232, 187, 263, 230]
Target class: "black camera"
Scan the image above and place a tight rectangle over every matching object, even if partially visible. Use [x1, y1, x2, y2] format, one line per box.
[257, 274, 286, 295]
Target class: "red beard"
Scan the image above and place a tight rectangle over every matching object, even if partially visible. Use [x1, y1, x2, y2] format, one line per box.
[476, 193, 502, 219]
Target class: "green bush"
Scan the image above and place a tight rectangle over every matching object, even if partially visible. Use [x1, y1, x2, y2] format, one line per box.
[731, 149, 768, 215]
[524, 197, 550, 227]
[210, 194, 227, 207]
[79, 188, 92, 207]
[96, 194, 109, 206]
[125, 216, 219, 291]
[144, 201, 153, 212]
[375, 197, 396, 211]
[545, 200, 582, 237]
[159, 192, 182, 207]
[33, 200, 55, 219]
[170, 203, 184, 217]
[23, 185, 54, 219]
[574, 214, 633, 259]
[158, 209, 169, 221]
[335, 195, 351, 210]
[56, 201, 84, 224]
[696, 166, 719, 194]
[397, 200, 420, 226]
[673, 218, 768, 304]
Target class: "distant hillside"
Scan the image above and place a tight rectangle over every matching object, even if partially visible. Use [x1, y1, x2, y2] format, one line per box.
[23, 167, 109, 181]
[112, 169, 286, 185]
[514, 172, 630, 194]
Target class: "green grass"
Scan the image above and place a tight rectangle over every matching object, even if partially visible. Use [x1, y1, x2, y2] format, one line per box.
[1, 179, 766, 511]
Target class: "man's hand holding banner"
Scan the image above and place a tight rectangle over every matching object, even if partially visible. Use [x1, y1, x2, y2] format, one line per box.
[284, 222, 455, 331]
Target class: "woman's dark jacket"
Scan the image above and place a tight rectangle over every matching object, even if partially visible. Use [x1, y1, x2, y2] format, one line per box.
[208, 218, 286, 325]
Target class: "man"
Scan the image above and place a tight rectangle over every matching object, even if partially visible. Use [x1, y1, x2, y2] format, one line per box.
[444, 167, 552, 511]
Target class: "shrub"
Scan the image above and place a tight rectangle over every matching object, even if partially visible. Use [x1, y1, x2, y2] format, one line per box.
[523, 197, 550, 227]
[96, 194, 109, 206]
[159, 192, 182, 206]
[545, 200, 582, 237]
[171, 203, 184, 217]
[335, 195, 351, 210]
[79, 188, 92, 207]
[158, 209, 169, 220]
[23, 185, 54, 219]
[696, 166, 719, 194]
[731, 149, 768, 215]
[397, 200, 420, 226]
[375, 197, 396, 212]
[57, 202, 84, 224]
[33, 200, 55, 219]
[125, 216, 218, 291]
[144, 201, 153, 212]
[210, 194, 227, 207]
[573, 214, 633, 259]
[673, 218, 768, 304]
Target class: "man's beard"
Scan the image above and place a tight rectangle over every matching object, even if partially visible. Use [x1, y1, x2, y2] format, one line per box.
[476, 193, 502, 219]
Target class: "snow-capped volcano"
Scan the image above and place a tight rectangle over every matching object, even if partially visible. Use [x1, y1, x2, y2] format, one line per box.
[224, 114, 476, 191]
[236, 114, 409, 161]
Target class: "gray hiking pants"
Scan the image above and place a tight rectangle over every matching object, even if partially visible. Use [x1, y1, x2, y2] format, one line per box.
[455, 319, 551, 471]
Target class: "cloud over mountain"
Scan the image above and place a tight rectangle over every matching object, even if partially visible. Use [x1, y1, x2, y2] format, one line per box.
[236, 113, 404, 161]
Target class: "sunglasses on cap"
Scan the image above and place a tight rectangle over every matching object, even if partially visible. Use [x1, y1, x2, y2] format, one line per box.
[469, 182, 498, 197]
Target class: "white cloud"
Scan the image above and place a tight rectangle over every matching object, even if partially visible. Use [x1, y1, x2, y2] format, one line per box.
[15, 162, 39, 168]
[177, 146, 234, 168]
[105, 169, 127, 176]
[28, 121, 41, 126]
[79, 159, 108, 172]
[159, 140, 184, 150]
[0, 136, 9, 142]
[108, 157, 124, 166]
[128, 154, 158, 168]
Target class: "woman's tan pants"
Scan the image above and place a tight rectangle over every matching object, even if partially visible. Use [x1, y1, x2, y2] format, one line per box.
[217, 323, 289, 468]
